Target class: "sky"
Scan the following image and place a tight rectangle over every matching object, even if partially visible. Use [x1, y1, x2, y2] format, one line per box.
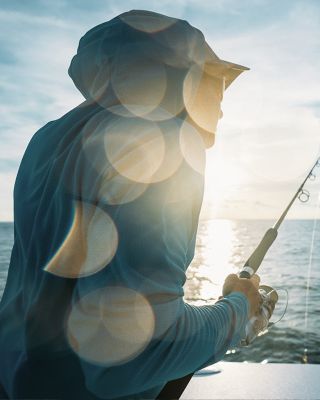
[0, 0, 320, 221]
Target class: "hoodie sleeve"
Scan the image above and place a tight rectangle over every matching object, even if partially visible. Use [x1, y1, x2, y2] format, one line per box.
[78, 293, 249, 399]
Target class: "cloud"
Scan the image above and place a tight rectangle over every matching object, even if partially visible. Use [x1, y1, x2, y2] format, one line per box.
[0, 159, 20, 173]
[204, 0, 320, 193]
[301, 102, 320, 119]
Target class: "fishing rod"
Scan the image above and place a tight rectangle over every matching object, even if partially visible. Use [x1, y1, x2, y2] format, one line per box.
[238, 156, 320, 345]
[239, 156, 320, 279]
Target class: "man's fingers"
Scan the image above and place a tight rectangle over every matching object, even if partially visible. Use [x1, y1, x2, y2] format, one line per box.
[222, 273, 262, 318]
[222, 274, 238, 296]
[250, 274, 260, 289]
[225, 274, 238, 283]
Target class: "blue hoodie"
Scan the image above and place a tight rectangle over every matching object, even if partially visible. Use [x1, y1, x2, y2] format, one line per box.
[0, 10, 248, 399]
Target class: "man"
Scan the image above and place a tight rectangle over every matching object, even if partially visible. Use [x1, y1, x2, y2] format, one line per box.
[0, 10, 261, 399]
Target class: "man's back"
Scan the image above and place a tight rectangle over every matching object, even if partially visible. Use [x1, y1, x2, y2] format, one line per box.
[0, 102, 206, 398]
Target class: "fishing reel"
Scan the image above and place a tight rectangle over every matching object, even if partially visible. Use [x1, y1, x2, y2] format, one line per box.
[241, 284, 278, 346]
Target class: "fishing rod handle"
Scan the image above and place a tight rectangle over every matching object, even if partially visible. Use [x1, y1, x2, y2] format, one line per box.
[239, 227, 278, 279]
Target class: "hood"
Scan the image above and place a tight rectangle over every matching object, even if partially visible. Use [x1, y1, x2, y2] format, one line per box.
[68, 11, 218, 117]
[69, 10, 208, 96]
[68, 10, 248, 120]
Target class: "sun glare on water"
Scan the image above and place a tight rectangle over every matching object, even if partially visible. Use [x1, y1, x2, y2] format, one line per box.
[185, 219, 238, 303]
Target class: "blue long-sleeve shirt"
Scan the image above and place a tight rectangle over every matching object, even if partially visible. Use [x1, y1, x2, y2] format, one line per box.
[0, 12, 249, 398]
[0, 102, 249, 399]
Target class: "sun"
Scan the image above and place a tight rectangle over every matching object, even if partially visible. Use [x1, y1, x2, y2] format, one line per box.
[203, 146, 248, 211]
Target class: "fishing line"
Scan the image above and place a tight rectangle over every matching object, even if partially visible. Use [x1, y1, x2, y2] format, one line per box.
[247, 288, 289, 340]
[302, 184, 320, 364]
[267, 288, 289, 327]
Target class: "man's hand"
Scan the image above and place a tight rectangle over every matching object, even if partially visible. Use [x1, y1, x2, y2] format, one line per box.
[222, 274, 261, 318]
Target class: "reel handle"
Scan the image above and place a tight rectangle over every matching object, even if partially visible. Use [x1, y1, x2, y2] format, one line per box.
[239, 228, 278, 279]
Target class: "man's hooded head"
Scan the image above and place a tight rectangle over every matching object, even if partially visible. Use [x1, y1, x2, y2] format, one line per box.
[68, 9, 248, 131]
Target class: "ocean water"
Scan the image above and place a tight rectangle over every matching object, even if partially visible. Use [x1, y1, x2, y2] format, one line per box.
[0, 219, 319, 364]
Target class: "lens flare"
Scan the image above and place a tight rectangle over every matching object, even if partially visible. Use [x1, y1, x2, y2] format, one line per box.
[150, 118, 184, 182]
[81, 112, 183, 202]
[87, 65, 111, 105]
[111, 48, 167, 118]
[179, 119, 206, 175]
[81, 112, 149, 204]
[97, 172, 148, 205]
[150, 21, 207, 69]
[67, 287, 154, 366]
[183, 64, 223, 132]
[108, 104, 181, 122]
[120, 12, 177, 33]
[104, 117, 166, 184]
[44, 202, 118, 278]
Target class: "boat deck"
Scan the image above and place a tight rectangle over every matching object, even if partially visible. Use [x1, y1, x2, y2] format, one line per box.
[181, 361, 320, 400]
